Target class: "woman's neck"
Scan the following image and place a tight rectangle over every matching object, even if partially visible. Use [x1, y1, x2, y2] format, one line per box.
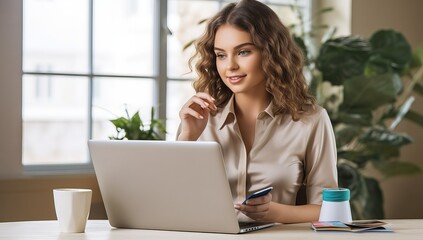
[233, 91, 271, 119]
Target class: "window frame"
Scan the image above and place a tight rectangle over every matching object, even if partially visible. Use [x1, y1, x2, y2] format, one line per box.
[21, 0, 167, 174]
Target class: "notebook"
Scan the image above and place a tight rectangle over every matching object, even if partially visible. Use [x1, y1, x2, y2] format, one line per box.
[88, 140, 274, 234]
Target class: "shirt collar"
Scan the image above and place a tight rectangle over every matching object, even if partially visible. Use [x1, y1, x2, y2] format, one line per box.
[217, 95, 236, 130]
[262, 101, 275, 119]
[217, 95, 277, 130]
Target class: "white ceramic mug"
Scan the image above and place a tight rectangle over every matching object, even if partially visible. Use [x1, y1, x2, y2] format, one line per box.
[53, 188, 92, 233]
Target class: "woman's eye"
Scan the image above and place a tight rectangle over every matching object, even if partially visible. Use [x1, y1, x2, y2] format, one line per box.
[216, 53, 226, 59]
[239, 50, 251, 56]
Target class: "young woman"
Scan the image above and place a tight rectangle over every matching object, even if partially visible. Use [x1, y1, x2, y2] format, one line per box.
[177, 0, 337, 224]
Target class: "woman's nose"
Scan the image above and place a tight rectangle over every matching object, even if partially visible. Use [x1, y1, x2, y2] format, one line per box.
[226, 56, 239, 70]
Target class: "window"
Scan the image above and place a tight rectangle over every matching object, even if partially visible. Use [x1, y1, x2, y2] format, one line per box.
[22, 0, 310, 170]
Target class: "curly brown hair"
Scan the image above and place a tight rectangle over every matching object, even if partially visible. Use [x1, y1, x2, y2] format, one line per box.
[189, 0, 315, 120]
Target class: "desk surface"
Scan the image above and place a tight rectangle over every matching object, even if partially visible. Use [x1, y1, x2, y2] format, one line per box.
[0, 219, 422, 240]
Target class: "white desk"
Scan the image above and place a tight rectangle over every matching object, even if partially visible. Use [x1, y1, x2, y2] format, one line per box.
[0, 219, 422, 240]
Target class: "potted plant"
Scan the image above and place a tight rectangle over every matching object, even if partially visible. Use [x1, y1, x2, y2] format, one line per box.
[291, 5, 423, 219]
[109, 106, 166, 140]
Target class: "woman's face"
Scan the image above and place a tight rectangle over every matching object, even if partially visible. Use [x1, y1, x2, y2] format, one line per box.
[214, 24, 266, 96]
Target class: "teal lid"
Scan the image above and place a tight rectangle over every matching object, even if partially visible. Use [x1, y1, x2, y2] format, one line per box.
[322, 188, 350, 202]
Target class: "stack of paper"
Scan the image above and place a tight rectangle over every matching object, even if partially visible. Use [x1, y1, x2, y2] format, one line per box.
[311, 220, 393, 233]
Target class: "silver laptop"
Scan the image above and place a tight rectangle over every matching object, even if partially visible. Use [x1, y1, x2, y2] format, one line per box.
[88, 140, 274, 234]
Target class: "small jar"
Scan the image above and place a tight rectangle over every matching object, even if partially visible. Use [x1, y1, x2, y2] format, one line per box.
[319, 188, 352, 222]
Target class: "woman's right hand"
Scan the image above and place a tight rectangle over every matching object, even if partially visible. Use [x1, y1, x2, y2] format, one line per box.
[177, 92, 217, 141]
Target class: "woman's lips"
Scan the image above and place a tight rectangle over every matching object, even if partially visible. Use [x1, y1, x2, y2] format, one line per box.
[227, 75, 245, 84]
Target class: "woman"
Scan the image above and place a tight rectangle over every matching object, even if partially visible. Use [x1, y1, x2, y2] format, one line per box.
[177, 0, 337, 223]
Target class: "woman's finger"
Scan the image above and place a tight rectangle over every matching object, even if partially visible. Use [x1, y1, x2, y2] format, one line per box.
[181, 95, 216, 112]
[195, 92, 216, 103]
[238, 203, 269, 213]
[180, 105, 209, 120]
[189, 93, 217, 111]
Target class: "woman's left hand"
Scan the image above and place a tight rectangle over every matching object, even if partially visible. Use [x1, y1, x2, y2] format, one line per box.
[234, 192, 272, 221]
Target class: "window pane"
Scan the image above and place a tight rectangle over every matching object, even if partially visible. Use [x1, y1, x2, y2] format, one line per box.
[166, 80, 196, 140]
[94, 0, 154, 76]
[22, 75, 89, 165]
[167, 1, 220, 79]
[23, 0, 88, 73]
[92, 78, 154, 140]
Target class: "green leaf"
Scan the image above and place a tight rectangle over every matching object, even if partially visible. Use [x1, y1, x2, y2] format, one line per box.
[369, 29, 412, 74]
[307, 71, 322, 98]
[342, 73, 403, 110]
[337, 163, 362, 200]
[314, 7, 334, 15]
[129, 112, 142, 132]
[410, 47, 423, 69]
[364, 55, 393, 77]
[293, 35, 308, 62]
[350, 201, 360, 220]
[367, 145, 400, 159]
[288, 23, 296, 30]
[316, 36, 371, 85]
[337, 111, 373, 126]
[153, 119, 167, 134]
[361, 177, 384, 219]
[198, 18, 208, 25]
[183, 39, 195, 51]
[338, 150, 379, 168]
[110, 117, 128, 129]
[360, 128, 413, 147]
[405, 110, 423, 128]
[373, 161, 421, 178]
[335, 126, 362, 147]
[150, 106, 155, 125]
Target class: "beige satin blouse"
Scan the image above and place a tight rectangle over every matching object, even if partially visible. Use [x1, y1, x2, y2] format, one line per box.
[178, 95, 338, 219]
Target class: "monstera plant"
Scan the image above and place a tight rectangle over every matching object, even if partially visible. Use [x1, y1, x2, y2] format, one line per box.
[291, 5, 423, 219]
